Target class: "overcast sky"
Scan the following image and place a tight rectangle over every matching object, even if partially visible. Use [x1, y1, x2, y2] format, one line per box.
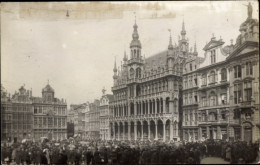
[1, 1, 259, 106]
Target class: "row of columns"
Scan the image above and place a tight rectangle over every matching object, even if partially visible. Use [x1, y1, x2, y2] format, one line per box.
[109, 121, 179, 142]
[113, 98, 176, 117]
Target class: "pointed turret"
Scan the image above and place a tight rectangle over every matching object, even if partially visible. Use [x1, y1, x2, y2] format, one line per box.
[123, 50, 127, 62]
[194, 41, 198, 56]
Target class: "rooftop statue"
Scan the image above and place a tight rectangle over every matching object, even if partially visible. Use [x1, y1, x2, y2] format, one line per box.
[244, 2, 253, 19]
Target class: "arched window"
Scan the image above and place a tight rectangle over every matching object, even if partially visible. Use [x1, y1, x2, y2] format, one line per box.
[221, 68, 227, 81]
[130, 68, 135, 79]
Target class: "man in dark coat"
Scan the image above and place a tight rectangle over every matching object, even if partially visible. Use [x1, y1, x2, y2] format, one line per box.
[93, 148, 101, 165]
[86, 148, 93, 165]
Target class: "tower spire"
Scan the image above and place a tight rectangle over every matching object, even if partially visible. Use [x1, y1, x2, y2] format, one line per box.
[113, 56, 117, 73]
[168, 29, 173, 50]
[181, 18, 186, 40]
[123, 49, 127, 62]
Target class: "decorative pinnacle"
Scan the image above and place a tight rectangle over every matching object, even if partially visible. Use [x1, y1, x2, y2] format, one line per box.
[194, 41, 197, 53]
[113, 56, 117, 72]
[168, 29, 173, 50]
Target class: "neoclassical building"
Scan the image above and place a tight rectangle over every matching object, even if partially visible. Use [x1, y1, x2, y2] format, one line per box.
[32, 83, 67, 141]
[182, 4, 259, 143]
[99, 88, 114, 140]
[1, 83, 68, 142]
[109, 19, 196, 142]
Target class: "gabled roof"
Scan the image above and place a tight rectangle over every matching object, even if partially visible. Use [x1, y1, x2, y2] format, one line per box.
[226, 40, 259, 61]
[203, 38, 225, 51]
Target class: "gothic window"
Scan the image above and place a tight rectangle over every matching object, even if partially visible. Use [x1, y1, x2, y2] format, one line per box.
[234, 83, 242, 104]
[246, 62, 253, 75]
[209, 112, 217, 121]
[221, 68, 227, 81]
[185, 113, 188, 121]
[244, 81, 252, 101]
[234, 65, 242, 78]
[176, 64, 179, 73]
[190, 112, 193, 121]
[173, 100, 177, 113]
[189, 94, 192, 104]
[221, 112, 226, 120]
[202, 97, 207, 107]
[194, 95, 198, 103]
[202, 113, 206, 121]
[130, 68, 135, 79]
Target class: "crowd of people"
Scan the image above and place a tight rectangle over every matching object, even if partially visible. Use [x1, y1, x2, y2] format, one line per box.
[1, 138, 259, 165]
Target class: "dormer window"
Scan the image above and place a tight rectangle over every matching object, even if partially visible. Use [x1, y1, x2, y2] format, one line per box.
[210, 50, 216, 64]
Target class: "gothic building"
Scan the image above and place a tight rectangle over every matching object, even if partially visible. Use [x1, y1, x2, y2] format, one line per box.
[109, 4, 259, 143]
[109, 19, 197, 142]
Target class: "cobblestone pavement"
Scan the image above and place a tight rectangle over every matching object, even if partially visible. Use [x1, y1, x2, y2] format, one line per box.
[201, 157, 230, 164]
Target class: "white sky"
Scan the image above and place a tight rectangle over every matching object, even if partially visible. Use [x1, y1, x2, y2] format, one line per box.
[1, 1, 259, 107]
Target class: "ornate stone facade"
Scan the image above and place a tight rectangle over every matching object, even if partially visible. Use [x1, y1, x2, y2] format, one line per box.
[109, 20, 196, 142]
[99, 88, 114, 140]
[183, 4, 259, 142]
[32, 83, 67, 141]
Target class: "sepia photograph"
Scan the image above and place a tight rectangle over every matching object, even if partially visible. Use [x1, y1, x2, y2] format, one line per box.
[1, 1, 259, 164]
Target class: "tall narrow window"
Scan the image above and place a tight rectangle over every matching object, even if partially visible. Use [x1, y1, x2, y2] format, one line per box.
[244, 81, 252, 101]
[211, 50, 216, 64]
[190, 63, 192, 71]
[209, 71, 215, 83]
[246, 62, 253, 75]
[221, 68, 227, 81]
[234, 65, 242, 78]
[202, 74, 207, 86]
[234, 83, 242, 104]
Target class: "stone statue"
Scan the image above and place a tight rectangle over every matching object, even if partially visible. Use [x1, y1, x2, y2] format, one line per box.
[244, 2, 253, 19]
